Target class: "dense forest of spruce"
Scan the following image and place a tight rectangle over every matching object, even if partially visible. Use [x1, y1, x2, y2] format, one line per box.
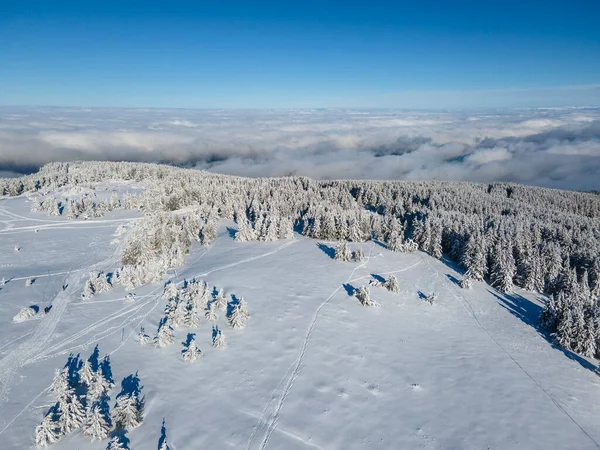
[2, 161, 599, 358]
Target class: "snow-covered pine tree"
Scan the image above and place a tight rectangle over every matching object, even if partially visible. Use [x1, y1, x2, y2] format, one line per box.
[83, 403, 111, 441]
[137, 327, 152, 345]
[82, 278, 96, 300]
[48, 368, 70, 395]
[205, 303, 218, 321]
[214, 288, 228, 311]
[56, 389, 86, 434]
[459, 277, 473, 289]
[78, 360, 95, 388]
[183, 303, 201, 328]
[384, 275, 400, 293]
[106, 435, 127, 450]
[334, 242, 352, 262]
[234, 219, 257, 242]
[162, 281, 178, 301]
[229, 303, 248, 329]
[155, 318, 175, 348]
[87, 372, 112, 403]
[539, 293, 560, 331]
[112, 392, 144, 431]
[182, 335, 203, 362]
[355, 286, 378, 306]
[35, 413, 61, 448]
[212, 326, 227, 348]
[352, 247, 364, 262]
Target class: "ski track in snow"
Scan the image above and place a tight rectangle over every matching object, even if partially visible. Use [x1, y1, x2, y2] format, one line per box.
[248, 244, 423, 450]
[421, 254, 600, 450]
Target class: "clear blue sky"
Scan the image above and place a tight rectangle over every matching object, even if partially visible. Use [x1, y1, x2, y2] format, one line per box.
[1, 1, 599, 109]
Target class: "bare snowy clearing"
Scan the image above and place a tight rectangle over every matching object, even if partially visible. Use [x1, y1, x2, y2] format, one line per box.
[0, 195, 600, 449]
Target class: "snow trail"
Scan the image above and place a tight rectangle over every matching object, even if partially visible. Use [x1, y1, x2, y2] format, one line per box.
[250, 244, 376, 450]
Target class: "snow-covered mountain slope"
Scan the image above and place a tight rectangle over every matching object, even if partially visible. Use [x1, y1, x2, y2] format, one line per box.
[1, 195, 600, 450]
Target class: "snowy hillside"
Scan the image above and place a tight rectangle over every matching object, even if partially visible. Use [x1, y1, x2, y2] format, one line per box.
[1, 183, 600, 450]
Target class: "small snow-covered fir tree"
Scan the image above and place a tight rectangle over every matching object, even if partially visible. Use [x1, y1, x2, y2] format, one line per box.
[162, 281, 178, 301]
[425, 292, 437, 305]
[213, 288, 227, 311]
[106, 435, 127, 450]
[334, 242, 352, 262]
[87, 373, 112, 403]
[48, 368, 70, 395]
[355, 286, 378, 306]
[229, 303, 248, 329]
[82, 279, 96, 300]
[94, 272, 112, 293]
[183, 303, 201, 328]
[212, 326, 227, 348]
[25, 278, 34, 286]
[35, 413, 61, 448]
[205, 303, 218, 321]
[78, 360, 95, 388]
[56, 389, 86, 434]
[234, 219, 257, 242]
[155, 318, 175, 348]
[459, 277, 473, 289]
[384, 275, 400, 293]
[182, 335, 203, 362]
[83, 403, 111, 441]
[112, 392, 144, 431]
[137, 327, 152, 345]
[351, 248, 364, 262]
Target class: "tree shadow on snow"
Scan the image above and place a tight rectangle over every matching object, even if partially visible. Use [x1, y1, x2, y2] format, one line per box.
[100, 355, 114, 387]
[490, 289, 597, 373]
[417, 291, 428, 300]
[226, 227, 238, 239]
[317, 243, 336, 259]
[445, 274, 461, 286]
[183, 333, 195, 347]
[343, 283, 355, 296]
[64, 353, 83, 386]
[88, 345, 100, 372]
[158, 419, 169, 450]
[116, 372, 143, 399]
[370, 273, 386, 284]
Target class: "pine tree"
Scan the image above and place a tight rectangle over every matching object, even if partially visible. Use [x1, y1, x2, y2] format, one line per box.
[205, 303, 218, 321]
[35, 413, 60, 448]
[212, 326, 227, 348]
[48, 368, 70, 395]
[459, 277, 473, 289]
[183, 303, 201, 328]
[334, 242, 352, 262]
[352, 247, 365, 262]
[555, 307, 574, 350]
[56, 389, 86, 434]
[355, 286, 378, 306]
[214, 288, 228, 311]
[112, 392, 144, 431]
[87, 373, 112, 403]
[155, 318, 175, 348]
[137, 327, 152, 345]
[83, 403, 111, 441]
[106, 435, 127, 450]
[182, 335, 203, 362]
[539, 294, 559, 331]
[384, 275, 399, 293]
[229, 303, 248, 329]
[162, 281, 178, 301]
[79, 360, 95, 388]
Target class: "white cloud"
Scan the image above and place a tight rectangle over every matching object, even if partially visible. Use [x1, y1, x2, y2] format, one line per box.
[1, 106, 599, 191]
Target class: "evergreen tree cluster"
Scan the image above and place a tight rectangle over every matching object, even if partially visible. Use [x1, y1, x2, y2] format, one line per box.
[35, 347, 143, 448]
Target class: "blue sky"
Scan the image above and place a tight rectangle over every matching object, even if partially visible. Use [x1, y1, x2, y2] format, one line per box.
[1, 1, 599, 108]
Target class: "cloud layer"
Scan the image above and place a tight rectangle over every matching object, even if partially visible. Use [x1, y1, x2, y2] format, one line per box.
[1, 107, 599, 191]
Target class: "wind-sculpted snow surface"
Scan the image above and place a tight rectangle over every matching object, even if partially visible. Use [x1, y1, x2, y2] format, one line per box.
[0, 165, 600, 449]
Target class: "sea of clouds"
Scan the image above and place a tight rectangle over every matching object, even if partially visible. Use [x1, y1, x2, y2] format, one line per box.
[0, 107, 599, 191]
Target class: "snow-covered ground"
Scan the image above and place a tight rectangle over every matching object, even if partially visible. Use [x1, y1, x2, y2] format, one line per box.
[1, 195, 600, 450]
